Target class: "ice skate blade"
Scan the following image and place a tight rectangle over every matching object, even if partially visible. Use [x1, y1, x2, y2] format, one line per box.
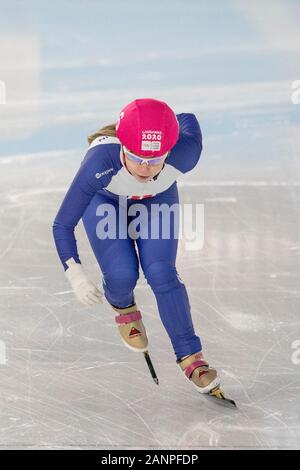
[204, 386, 237, 409]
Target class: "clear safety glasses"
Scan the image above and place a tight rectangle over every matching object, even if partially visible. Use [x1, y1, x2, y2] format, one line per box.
[123, 146, 168, 166]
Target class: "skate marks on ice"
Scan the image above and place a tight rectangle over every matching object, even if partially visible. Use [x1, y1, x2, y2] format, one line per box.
[0, 157, 300, 448]
[0, 147, 300, 448]
[178, 186, 300, 448]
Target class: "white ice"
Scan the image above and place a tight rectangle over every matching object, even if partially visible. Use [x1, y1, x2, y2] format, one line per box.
[0, 0, 300, 450]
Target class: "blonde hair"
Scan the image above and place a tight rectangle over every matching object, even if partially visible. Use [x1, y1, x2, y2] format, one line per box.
[87, 123, 117, 145]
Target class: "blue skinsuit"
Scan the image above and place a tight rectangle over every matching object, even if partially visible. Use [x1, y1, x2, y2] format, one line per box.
[53, 113, 203, 359]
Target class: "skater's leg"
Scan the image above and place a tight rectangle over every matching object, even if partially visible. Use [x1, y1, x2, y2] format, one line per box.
[135, 184, 222, 392]
[82, 191, 148, 351]
[135, 183, 202, 360]
[82, 191, 139, 308]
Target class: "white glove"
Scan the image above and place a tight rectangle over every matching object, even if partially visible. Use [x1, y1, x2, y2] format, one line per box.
[65, 258, 103, 306]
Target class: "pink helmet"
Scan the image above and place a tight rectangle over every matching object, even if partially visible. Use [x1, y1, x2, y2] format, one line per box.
[115, 98, 179, 157]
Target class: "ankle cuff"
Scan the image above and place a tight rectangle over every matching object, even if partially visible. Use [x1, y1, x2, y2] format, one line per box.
[115, 310, 142, 325]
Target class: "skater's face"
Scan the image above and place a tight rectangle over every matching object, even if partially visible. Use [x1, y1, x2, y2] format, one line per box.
[123, 148, 167, 183]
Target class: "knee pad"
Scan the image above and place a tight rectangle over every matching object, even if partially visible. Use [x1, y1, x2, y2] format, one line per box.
[143, 261, 181, 294]
[103, 266, 139, 296]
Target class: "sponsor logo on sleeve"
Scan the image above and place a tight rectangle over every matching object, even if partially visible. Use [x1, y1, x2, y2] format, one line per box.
[95, 168, 114, 179]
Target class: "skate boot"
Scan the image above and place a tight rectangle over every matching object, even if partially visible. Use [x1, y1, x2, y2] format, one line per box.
[177, 352, 237, 408]
[177, 352, 220, 394]
[111, 303, 148, 353]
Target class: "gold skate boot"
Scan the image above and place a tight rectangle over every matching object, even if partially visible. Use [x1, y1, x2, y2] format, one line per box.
[112, 303, 148, 353]
[177, 352, 220, 394]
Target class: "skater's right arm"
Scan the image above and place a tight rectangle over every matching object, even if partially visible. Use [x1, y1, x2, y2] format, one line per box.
[52, 141, 120, 305]
[53, 146, 116, 268]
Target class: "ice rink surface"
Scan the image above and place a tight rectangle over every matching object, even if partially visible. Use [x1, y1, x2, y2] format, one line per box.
[0, 0, 300, 450]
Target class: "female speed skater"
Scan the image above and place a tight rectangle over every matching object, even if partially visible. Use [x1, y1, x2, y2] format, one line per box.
[53, 98, 236, 407]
